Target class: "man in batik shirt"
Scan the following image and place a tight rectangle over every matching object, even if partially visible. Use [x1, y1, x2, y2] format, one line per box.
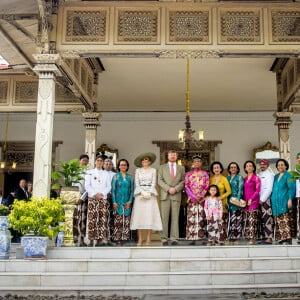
[185, 155, 210, 245]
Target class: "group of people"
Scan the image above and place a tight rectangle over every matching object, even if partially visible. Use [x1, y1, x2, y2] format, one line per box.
[73, 150, 300, 247]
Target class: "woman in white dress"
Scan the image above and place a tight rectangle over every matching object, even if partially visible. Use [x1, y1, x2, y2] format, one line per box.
[130, 152, 163, 246]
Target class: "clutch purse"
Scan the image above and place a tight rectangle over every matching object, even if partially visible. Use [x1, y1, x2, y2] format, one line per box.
[141, 191, 151, 199]
[229, 197, 246, 208]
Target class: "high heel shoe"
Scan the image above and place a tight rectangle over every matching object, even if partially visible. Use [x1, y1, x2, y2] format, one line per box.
[145, 241, 151, 246]
[137, 241, 143, 246]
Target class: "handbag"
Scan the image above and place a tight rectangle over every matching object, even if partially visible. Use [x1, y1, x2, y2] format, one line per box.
[229, 197, 246, 208]
[141, 191, 151, 199]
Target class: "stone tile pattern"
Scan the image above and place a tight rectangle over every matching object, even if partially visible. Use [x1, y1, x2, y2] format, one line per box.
[0, 81, 8, 103]
[15, 81, 38, 103]
[66, 10, 107, 43]
[271, 10, 300, 43]
[219, 10, 261, 43]
[168, 10, 209, 43]
[117, 10, 158, 43]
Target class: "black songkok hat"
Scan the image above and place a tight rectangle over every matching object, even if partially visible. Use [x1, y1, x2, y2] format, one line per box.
[192, 154, 202, 160]
[79, 154, 89, 160]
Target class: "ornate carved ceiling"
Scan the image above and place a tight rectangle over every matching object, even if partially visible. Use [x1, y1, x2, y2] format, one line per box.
[0, 0, 299, 113]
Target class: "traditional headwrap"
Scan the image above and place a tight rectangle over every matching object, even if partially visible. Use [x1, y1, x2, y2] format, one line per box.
[260, 159, 269, 166]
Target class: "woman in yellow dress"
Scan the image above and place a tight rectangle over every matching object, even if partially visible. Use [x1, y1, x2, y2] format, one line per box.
[210, 161, 231, 244]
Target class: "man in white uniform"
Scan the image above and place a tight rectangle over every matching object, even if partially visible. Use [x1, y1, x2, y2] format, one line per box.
[258, 159, 274, 244]
[85, 155, 111, 246]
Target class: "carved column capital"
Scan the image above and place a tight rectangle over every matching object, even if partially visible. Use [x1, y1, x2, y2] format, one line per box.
[274, 111, 293, 129]
[82, 112, 101, 129]
[32, 54, 62, 77]
[274, 111, 293, 165]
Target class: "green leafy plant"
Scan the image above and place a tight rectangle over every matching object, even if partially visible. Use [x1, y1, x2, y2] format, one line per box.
[51, 158, 87, 189]
[289, 164, 300, 181]
[9, 197, 65, 238]
[0, 204, 10, 216]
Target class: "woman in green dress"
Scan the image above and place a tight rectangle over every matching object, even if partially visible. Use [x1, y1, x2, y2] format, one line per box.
[111, 159, 134, 246]
[271, 159, 296, 245]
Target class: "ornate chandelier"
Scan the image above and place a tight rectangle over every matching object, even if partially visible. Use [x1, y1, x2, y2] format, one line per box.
[178, 57, 204, 153]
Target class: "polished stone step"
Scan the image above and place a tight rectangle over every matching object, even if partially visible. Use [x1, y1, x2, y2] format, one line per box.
[15, 244, 300, 259]
[2, 257, 300, 272]
[3, 245, 300, 297]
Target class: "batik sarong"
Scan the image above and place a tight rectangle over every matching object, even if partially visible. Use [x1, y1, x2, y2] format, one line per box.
[73, 201, 88, 245]
[113, 213, 131, 242]
[259, 199, 274, 240]
[207, 218, 220, 244]
[228, 209, 243, 240]
[219, 213, 228, 243]
[87, 197, 109, 241]
[243, 210, 258, 240]
[186, 202, 206, 240]
[274, 212, 291, 242]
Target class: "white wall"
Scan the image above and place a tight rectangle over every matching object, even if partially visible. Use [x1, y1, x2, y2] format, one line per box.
[1, 111, 299, 174]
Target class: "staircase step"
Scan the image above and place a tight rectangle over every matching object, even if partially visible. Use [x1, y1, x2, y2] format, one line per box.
[15, 245, 299, 259]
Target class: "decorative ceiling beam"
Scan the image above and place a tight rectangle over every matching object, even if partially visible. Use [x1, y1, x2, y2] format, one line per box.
[0, 22, 34, 69]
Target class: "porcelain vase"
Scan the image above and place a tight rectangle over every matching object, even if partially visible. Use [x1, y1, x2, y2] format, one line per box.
[0, 216, 11, 259]
[21, 236, 48, 259]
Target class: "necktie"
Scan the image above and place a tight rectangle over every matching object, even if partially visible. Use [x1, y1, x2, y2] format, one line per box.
[171, 163, 175, 179]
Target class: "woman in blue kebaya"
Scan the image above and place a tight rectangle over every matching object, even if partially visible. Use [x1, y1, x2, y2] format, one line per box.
[227, 162, 244, 244]
[271, 159, 296, 245]
[111, 159, 134, 246]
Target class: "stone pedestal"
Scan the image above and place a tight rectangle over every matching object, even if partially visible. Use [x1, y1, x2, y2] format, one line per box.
[60, 187, 80, 247]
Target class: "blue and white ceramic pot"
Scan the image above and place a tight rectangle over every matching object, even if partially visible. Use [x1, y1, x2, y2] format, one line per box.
[21, 236, 48, 259]
[0, 216, 11, 259]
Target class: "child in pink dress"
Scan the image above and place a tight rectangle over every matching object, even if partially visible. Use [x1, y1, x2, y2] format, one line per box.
[204, 185, 223, 246]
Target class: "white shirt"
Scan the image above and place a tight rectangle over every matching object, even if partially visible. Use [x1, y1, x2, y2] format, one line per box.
[296, 179, 300, 198]
[106, 170, 116, 182]
[258, 168, 274, 202]
[85, 168, 111, 199]
[168, 162, 177, 176]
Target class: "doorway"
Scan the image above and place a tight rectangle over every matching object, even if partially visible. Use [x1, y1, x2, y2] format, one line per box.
[3, 172, 33, 198]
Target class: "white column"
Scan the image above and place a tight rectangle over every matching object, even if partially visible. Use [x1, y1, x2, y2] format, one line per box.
[82, 112, 100, 166]
[275, 111, 293, 167]
[32, 54, 61, 198]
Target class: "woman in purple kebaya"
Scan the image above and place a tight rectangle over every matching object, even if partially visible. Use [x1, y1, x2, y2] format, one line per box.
[243, 160, 261, 245]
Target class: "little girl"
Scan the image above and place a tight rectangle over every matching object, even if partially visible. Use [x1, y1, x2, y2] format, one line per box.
[204, 185, 223, 246]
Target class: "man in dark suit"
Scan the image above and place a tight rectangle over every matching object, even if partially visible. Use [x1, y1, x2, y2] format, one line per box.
[158, 150, 185, 246]
[14, 179, 29, 201]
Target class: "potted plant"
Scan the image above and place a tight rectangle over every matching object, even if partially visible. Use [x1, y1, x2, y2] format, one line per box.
[51, 158, 87, 246]
[9, 197, 65, 258]
[289, 165, 300, 181]
[0, 204, 11, 259]
[51, 158, 87, 190]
